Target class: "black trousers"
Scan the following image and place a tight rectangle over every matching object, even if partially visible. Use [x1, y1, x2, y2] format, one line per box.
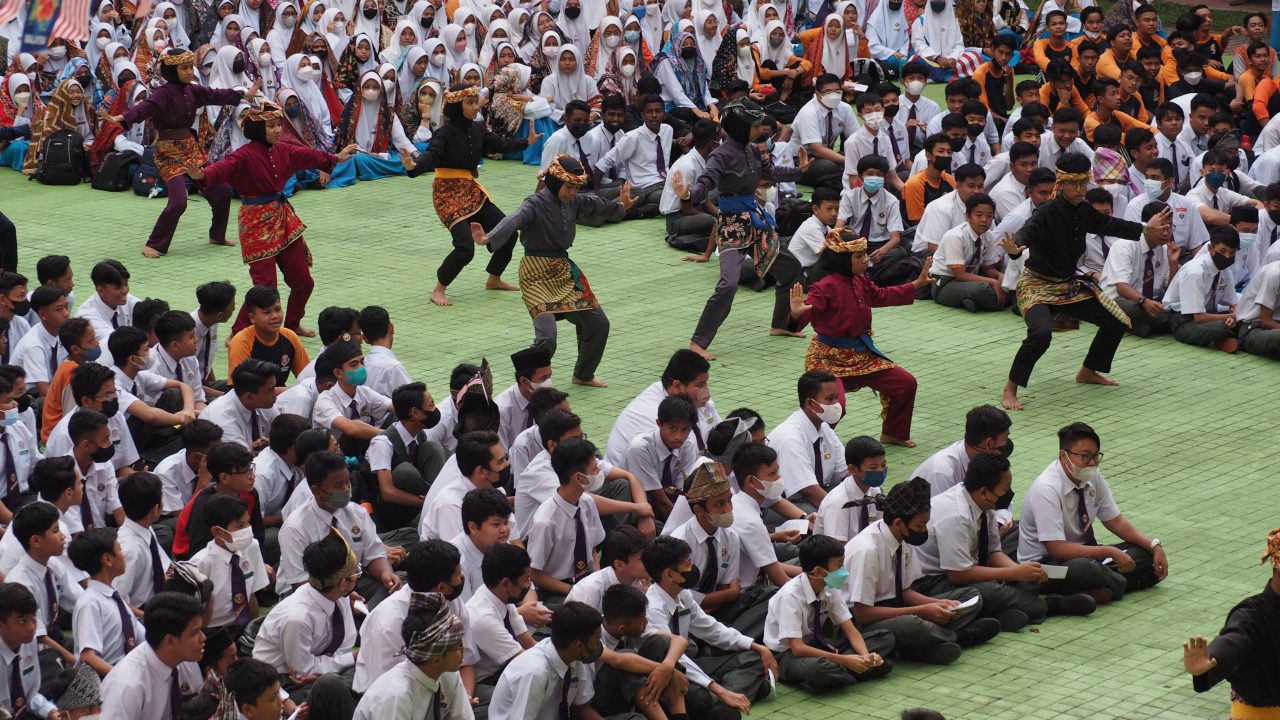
[0, 211, 15, 272]
[691, 247, 803, 349]
[1009, 299, 1126, 387]
[436, 200, 516, 286]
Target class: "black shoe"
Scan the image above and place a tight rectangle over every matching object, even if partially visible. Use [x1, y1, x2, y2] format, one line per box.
[996, 608, 1030, 632]
[955, 617, 1001, 647]
[903, 642, 962, 665]
[1046, 593, 1098, 616]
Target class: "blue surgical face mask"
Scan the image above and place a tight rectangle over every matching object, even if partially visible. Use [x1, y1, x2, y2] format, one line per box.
[83, 345, 102, 362]
[1205, 171, 1226, 190]
[624, 29, 640, 42]
[862, 175, 885, 193]
[631, 4, 646, 18]
[862, 468, 888, 487]
[0, 408, 17, 427]
[823, 566, 850, 589]
[344, 366, 368, 386]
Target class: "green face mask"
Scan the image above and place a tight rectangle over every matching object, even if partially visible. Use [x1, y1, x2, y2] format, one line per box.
[344, 366, 368, 386]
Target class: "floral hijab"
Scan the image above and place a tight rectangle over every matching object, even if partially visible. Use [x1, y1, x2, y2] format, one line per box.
[655, 29, 709, 110]
[487, 62, 529, 134]
[23, 79, 96, 172]
[401, 75, 442, 138]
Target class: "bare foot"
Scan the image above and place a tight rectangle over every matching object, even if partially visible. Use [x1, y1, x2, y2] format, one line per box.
[485, 276, 519, 291]
[291, 325, 317, 338]
[1001, 381, 1024, 411]
[1075, 368, 1119, 386]
[880, 434, 917, 448]
[209, 237, 236, 246]
[430, 285, 452, 307]
[689, 342, 716, 361]
[572, 376, 608, 388]
[141, 247, 162, 258]
[769, 328, 806, 338]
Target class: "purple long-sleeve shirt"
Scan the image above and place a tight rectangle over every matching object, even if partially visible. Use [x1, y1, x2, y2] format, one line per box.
[121, 81, 244, 131]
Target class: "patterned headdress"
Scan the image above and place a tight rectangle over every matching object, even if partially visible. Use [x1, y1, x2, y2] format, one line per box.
[403, 592, 467, 663]
[878, 477, 932, 518]
[704, 418, 752, 465]
[444, 84, 480, 104]
[56, 664, 102, 711]
[1262, 528, 1280, 573]
[161, 49, 196, 66]
[1091, 148, 1128, 185]
[544, 154, 589, 187]
[308, 528, 359, 591]
[823, 227, 868, 254]
[683, 458, 732, 503]
[240, 101, 284, 127]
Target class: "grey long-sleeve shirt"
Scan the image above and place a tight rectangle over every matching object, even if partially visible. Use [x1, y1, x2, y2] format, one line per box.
[486, 188, 625, 253]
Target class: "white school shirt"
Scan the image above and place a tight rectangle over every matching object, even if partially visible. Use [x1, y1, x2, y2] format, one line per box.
[1189, 148, 1253, 183]
[1100, 238, 1174, 300]
[12, 323, 65, 385]
[488, 637, 592, 720]
[449, 531, 485, 604]
[1017, 460, 1121, 562]
[73, 579, 145, 665]
[814, 475, 883, 543]
[838, 187, 902, 249]
[1177, 119, 1208, 155]
[793, 98, 858, 152]
[101, 644, 202, 720]
[788, 215, 832, 269]
[916, 482, 1003, 575]
[1164, 248, 1239, 314]
[730, 491, 779, 588]
[766, 410, 845, 499]
[1234, 212, 1276, 289]
[463, 584, 529, 682]
[0, 638, 56, 718]
[424, 395, 459, 456]
[192, 310, 220, 381]
[526, 492, 606, 581]
[1249, 145, 1280, 185]
[763, 571, 853, 654]
[0, 513, 81, 580]
[151, 345, 206, 403]
[931, 222, 1000, 279]
[362, 345, 412, 398]
[253, 582, 357, 675]
[495, 382, 532, 451]
[924, 111, 1001, 150]
[509, 424, 544, 480]
[155, 449, 199, 514]
[596, 123, 674, 189]
[8, 553, 81, 637]
[189, 539, 269, 627]
[0, 313, 29, 360]
[1236, 261, 1280, 322]
[252, 446, 301, 517]
[911, 190, 966, 253]
[46, 400, 141, 474]
[667, 518, 741, 600]
[644, 584, 750, 684]
[983, 151, 1010, 191]
[622, 427, 696, 494]
[277, 499, 388, 592]
[899, 95, 941, 146]
[842, 519, 922, 606]
[201, 391, 278, 450]
[367, 422, 428, 472]
[0, 420, 39, 500]
[353, 583, 465, 693]
[564, 566, 620, 612]
[996, 200, 1038, 290]
[312, 384, 392, 439]
[76, 292, 140, 366]
[989, 172, 1027, 220]
[910, 439, 1008, 523]
[843, 125, 899, 184]
[540, 126, 579, 170]
[583, 123, 625, 169]
[274, 377, 320, 423]
[1125, 191, 1210, 251]
[1078, 230, 1116, 276]
[354, 660, 473, 720]
[1038, 137, 1094, 168]
[24, 291, 74, 330]
[419, 471, 483, 543]
[605, 381, 719, 469]
[660, 148, 708, 215]
[1185, 182, 1253, 215]
[1155, 132, 1196, 186]
[114, 518, 170, 607]
[71, 460, 123, 529]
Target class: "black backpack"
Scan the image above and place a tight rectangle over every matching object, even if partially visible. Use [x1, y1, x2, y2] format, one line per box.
[132, 146, 165, 197]
[34, 129, 87, 185]
[91, 149, 141, 191]
[774, 197, 813, 237]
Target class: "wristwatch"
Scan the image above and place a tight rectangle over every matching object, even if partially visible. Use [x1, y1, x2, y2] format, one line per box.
[1149, 538, 1162, 551]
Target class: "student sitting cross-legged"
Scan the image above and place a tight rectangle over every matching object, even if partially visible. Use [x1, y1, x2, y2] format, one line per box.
[189, 493, 270, 638]
[67, 527, 145, 676]
[590, 584, 696, 720]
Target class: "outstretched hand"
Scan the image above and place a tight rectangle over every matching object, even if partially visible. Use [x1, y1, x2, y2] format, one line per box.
[527, 121, 543, 146]
[788, 283, 810, 316]
[617, 180, 638, 211]
[796, 145, 810, 173]
[104, 112, 124, 124]
[398, 147, 416, 171]
[1183, 636, 1217, 676]
[471, 222, 490, 246]
[243, 78, 264, 101]
[672, 169, 689, 200]
[998, 232, 1021, 255]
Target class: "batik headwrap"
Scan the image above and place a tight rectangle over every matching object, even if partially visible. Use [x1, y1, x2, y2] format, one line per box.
[823, 227, 867, 253]
[1262, 528, 1280, 573]
[308, 528, 359, 591]
[445, 83, 480, 104]
[1091, 148, 1128, 185]
[683, 458, 732, 502]
[542, 154, 588, 195]
[877, 477, 932, 517]
[403, 592, 466, 662]
[241, 101, 284, 126]
[162, 49, 197, 66]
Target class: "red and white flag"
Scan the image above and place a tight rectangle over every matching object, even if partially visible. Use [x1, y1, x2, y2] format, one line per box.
[49, 0, 91, 42]
[0, 0, 22, 28]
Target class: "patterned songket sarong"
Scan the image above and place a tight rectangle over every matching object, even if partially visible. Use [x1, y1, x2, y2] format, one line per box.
[433, 168, 492, 229]
[518, 251, 600, 318]
[155, 136, 207, 182]
[239, 196, 307, 264]
[1016, 268, 1131, 331]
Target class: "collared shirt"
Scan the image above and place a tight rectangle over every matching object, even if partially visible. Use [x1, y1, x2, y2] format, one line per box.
[814, 475, 884, 543]
[274, 377, 321, 424]
[0, 637, 55, 718]
[0, 513, 81, 580]
[155, 449, 200, 514]
[1038, 137, 1094, 168]
[0, 313, 30, 362]
[362, 345, 412, 398]
[101, 644, 202, 720]
[495, 383, 531, 451]
[989, 172, 1027, 220]
[526, 492, 606, 582]
[911, 439, 1010, 525]
[668, 517, 741, 601]
[842, 519, 922, 606]
[152, 345, 207, 403]
[582, 123, 624, 174]
[202, 391, 279, 450]
[252, 583, 356, 676]
[837, 187, 902, 248]
[509, 425, 544, 479]
[1017, 460, 1121, 562]
[1236, 260, 1280, 322]
[1164, 248, 1239, 314]
[114, 518, 171, 607]
[763, 572, 852, 654]
[660, 148, 709, 215]
[419, 465, 484, 542]
[788, 215, 832, 269]
[312, 384, 391, 439]
[606, 381, 719, 468]
[449, 532, 486, 604]
[596, 123, 674, 189]
[766, 409, 845, 499]
[564, 566, 621, 612]
[424, 395, 459, 456]
[463, 584, 528, 682]
[71, 460, 122, 529]
[1124, 191, 1210, 251]
[353, 659, 473, 720]
[1155, 132, 1196, 186]
[277, 499, 388, 592]
[932, 222, 1000, 278]
[917, 483, 1002, 574]
[189, 539, 269, 627]
[488, 638, 591, 720]
[46, 401, 141, 474]
[366, 422, 426, 472]
[644, 584, 750, 687]
[252, 446, 301, 517]
[8, 553, 82, 637]
[0, 421, 39, 500]
[844, 126, 900, 183]
[793, 97, 857, 151]
[72, 579, 145, 665]
[1101, 238, 1174, 300]
[1186, 183, 1253, 215]
[13, 322, 66, 384]
[623, 427, 697, 495]
[191, 310, 220, 382]
[912, 190, 966, 253]
[76, 292, 139, 365]
[730, 491, 779, 588]
[114, 366, 171, 407]
[353, 584, 464, 694]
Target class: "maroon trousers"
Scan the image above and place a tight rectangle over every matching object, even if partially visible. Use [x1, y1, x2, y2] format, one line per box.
[837, 366, 917, 440]
[231, 239, 314, 333]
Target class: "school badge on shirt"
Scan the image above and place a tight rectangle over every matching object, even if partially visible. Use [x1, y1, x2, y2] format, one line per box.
[351, 524, 363, 543]
[280, 354, 292, 369]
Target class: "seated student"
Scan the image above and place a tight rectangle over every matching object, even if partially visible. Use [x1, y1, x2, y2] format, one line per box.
[540, 100, 600, 175]
[12, 286, 70, 397]
[1127, 159, 1211, 260]
[588, 583, 692, 720]
[364, 382, 443, 533]
[253, 532, 361, 709]
[642, 534, 774, 715]
[605, 349, 720, 467]
[1238, 266, 1280, 356]
[151, 310, 208, 409]
[1163, 225, 1242, 353]
[226, 286, 309, 386]
[278, 451, 400, 605]
[1033, 11, 1074, 74]
[899, 63, 941, 158]
[729, 442, 805, 587]
[0, 458, 81, 577]
[224, 657, 294, 720]
[912, 163, 985, 256]
[988, 142, 1039, 221]
[845, 93, 903, 194]
[296, 307, 363, 384]
[463, 543, 537, 707]
[902, 134, 955, 225]
[842, 478, 999, 665]
[422, 430, 510, 542]
[8, 502, 81, 667]
[0, 375, 41, 523]
[1188, 150, 1259, 227]
[788, 187, 842, 281]
[40, 317, 98, 444]
[662, 119, 722, 253]
[0, 583, 62, 719]
[953, 101, 994, 169]
[1101, 201, 1182, 338]
[130, 299, 171, 358]
[1038, 107, 1093, 168]
[0, 366, 35, 441]
[0, 273, 31, 356]
[837, 156, 912, 286]
[107, 326, 197, 455]
[454, 488, 514, 603]
[189, 494, 268, 633]
[1154, 103, 1195, 189]
[622, 395, 698, 523]
[792, 74, 858, 191]
[276, 350, 335, 422]
[252, 413, 308, 534]
[101, 591, 206, 719]
[1078, 185, 1124, 280]
[1001, 85, 1046, 150]
[357, 306, 411, 398]
[23, 257, 75, 329]
[594, 94, 673, 219]
[766, 371, 847, 511]
[1084, 78, 1152, 144]
[816, 436, 887, 543]
[1228, 207, 1264, 289]
[75, 260, 140, 362]
[62, 409, 125, 531]
[495, 347, 553, 452]
[353, 539, 464, 694]
[916, 454, 1098, 635]
[764, 533, 893, 693]
[1018, 422, 1168, 604]
[200, 359, 282, 451]
[564, 524, 650, 610]
[488, 601, 607, 720]
[526, 437, 608, 607]
[115, 472, 172, 609]
[174, 442, 265, 561]
[193, 280, 238, 397]
[931, 194, 1008, 312]
[155, 419, 222, 529]
[1116, 61, 1151, 123]
[352, 590, 469, 720]
[310, 340, 391, 453]
[68, 527, 145, 675]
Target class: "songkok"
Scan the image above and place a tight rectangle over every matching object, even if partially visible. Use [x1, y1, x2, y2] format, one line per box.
[878, 476, 932, 518]
[544, 154, 589, 188]
[403, 592, 467, 662]
[511, 346, 552, 377]
[1262, 528, 1280, 573]
[322, 340, 362, 368]
[308, 528, 359, 591]
[823, 227, 867, 253]
[683, 457, 732, 503]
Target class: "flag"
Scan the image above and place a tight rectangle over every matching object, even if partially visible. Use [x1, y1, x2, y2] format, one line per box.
[0, 0, 22, 27]
[49, 0, 89, 42]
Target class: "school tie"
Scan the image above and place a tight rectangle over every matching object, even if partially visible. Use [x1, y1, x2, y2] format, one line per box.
[696, 537, 718, 594]
[174, 359, 185, 385]
[428, 687, 444, 720]
[1142, 249, 1156, 297]
[907, 105, 918, 146]
[843, 497, 872, 534]
[150, 534, 166, 595]
[1272, 226, 1277, 247]
[893, 544, 904, 606]
[0, 333, 8, 364]
[321, 602, 344, 655]
[80, 489, 95, 529]
[1073, 487, 1098, 545]
[966, 234, 983, 273]
[503, 607, 515, 638]
[558, 669, 573, 720]
[654, 134, 667, 179]
[1212, 193, 1219, 211]
[859, 200, 873, 240]
[111, 590, 137, 655]
[660, 453, 674, 490]
[48, 343, 58, 381]
[607, 134, 618, 180]
[888, 129, 902, 168]
[406, 436, 419, 461]
[808, 599, 836, 652]
[230, 553, 250, 628]
[2, 433, 17, 499]
[968, 145, 976, 164]
[871, 135, 879, 159]
[43, 569, 58, 624]
[976, 512, 989, 567]
[200, 331, 212, 375]
[690, 422, 704, 452]
[1099, 235, 1110, 260]
[574, 139, 594, 187]
[250, 410, 262, 442]
[1206, 272, 1221, 312]
[1227, 172, 1238, 192]
[110, 311, 119, 329]
[9, 655, 25, 714]
[668, 604, 681, 634]
[572, 508, 591, 582]
[824, 111, 835, 147]
[1170, 143, 1179, 184]
[169, 669, 182, 719]
[812, 438, 824, 489]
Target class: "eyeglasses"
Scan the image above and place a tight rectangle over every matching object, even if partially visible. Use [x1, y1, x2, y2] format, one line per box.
[1063, 449, 1104, 465]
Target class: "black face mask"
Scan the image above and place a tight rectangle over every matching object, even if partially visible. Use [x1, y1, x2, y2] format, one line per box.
[508, 582, 530, 605]
[565, 5, 581, 18]
[948, 137, 965, 152]
[929, 0, 945, 11]
[232, 56, 245, 74]
[8, 299, 29, 317]
[883, 103, 899, 119]
[967, 122, 984, 138]
[77, 75, 92, 89]
[931, 154, 951, 172]
[677, 565, 700, 589]
[100, 398, 120, 418]
[904, 527, 929, 546]
[1269, 209, 1280, 225]
[421, 407, 441, 429]
[681, 45, 697, 61]
[285, 104, 302, 118]
[568, 122, 589, 138]
[888, 0, 902, 8]
[420, 15, 433, 28]
[363, 7, 377, 18]
[1000, 439, 1014, 458]
[444, 579, 465, 601]
[1212, 251, 1234, 270]
[995, 488, 1015, 510]
[315, 48, 328, 59]
[90, 443, 116, 464]
[15, 395, 30, 414]
[497, 466, 512, 488]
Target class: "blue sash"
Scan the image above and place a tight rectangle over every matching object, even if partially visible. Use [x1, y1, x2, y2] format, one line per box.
[241, 192, 285, 206]
[816, 333, 889, 361]
[718, 193, 777, 231]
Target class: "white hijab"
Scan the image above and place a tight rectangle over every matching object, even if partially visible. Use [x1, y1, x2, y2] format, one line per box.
[321, 8, 350, 55]
[540, 43, 595, 112]
[406, 0, 435, 43]
[248, 37, 281, 94]
[422, 38, 450, 83]
[382, 17, 421, 66]
[354, 0, 383, 46]
[734, 28, 756, 82]
[479, 18, 511, 69]
[818, 13, 847, 77]
[865, 0, 908, 58]
[695, 0, 727, 28]
[156, 2, 192, 49]
[301, 0, 329, 36]
[87, 22, 115, 71]
[238, 0, 265, 35]
[416, 76, 444, 135]
[458, 61, 483, 86]
[615, 45, 638, 97]
[629, 9, 660, 57]
[442, 23, 475, 73]
[209, 44, 249, 89]
[399, 45, 428, 97]
[693, 9, 720, 70]
[508, 8, 532, 55]
[663, 0, 688, 27]
[284, 53, 331, 126]
[267, 1, 298, 66]
[915, 0, 963, 56]
[5, 75, 34, 122]
[350, 32, 381, 75]
[453, 8, 480, 52]
[556, 5, 591, 51]
[590, 16, 622, 79]
[352, 71, 384, 150]
[760, 19, 791, 67]
[112, 61, 141, 90]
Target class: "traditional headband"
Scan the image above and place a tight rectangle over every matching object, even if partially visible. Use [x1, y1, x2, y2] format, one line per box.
[1056, 170, 1091, 184]
[161, 50, 195, 66]
[545, 154, 588, 187]
[240, 101, 283, 126]
[823, 227, 867, 253]
[308, 528, 359, 591]
[444, 84, 480, 104]
[1262, 528, 1280, 572]
[403, 592, 466, 663]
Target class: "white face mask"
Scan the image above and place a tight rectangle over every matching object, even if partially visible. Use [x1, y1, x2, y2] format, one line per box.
[282, 14, 297, 28]
[1183, 71, 1202, 85]
[362, 86, 381, 101]
[431, 52, 446, 66]
[154, 39, 167, 51]
[1066, 456, 1098, 484]
[1144, 178, 1165, 199]
[759, 186, 778, 205]
[1239, 232, 1257, 249]
[531, 378, 554, 390]
[819, 91, 842, 109]
[12, 91, 30, 104]
[812, 399, 842, 425]
[296, 65, 317, 82]
[96, 36, 112, 50]
[754, 475, 785, 500]
[605, 35, 621, 49]
[543, 44, 559, 57]
[225, 526, 254, 553]
[905, 79, 925, 95]
[382, 78, 395, 94]
[580, 470, 605, 493]
[258, 52, 273, 66]
[862, 110, 883, 130]
[464, 21, 476, 33]
[620, 62, 636, 77]
[49, 46, 68, 59]
[737, 44, 752, 58]
[708, 509, 734, 528]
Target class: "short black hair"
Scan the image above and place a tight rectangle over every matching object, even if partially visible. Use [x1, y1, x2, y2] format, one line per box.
[1057, 422, 1100, 450]
[155, 310, 197, 349]
[391, 382, 429, 419]
[601, 93, 626, 113]
[1009, 141, 1038, 164]
[357, 305, 391, 343]
[845, 435, 886, 467]
[1230, 205, 1259, 225]
[132, 298, 170, 334]
[1027, 168, 1057, 188]
[600, 524, 647, 569]
[965, 193, 996, 215]
[90, 259, 130, 287]
[964, 405, 1012, 446]
[923, 133, 952, 153]
[68, 527, 118, 575]
[797, 370, 836, 405]
[798, 533, 844, 573]
[0, 583, 38, 621]
[656, 395, 696, 426]
[108, 326, 149, 369]
[601, 583, 647, 623]
[550, 437, 596, 486]
[1053, 106, 1084, 128]
[0, 272, 26, 295]
[462, 487, 511, 535]
[528, 386, 570, 424]
[810, 186, 841, 207]
[225, 658, 280, 712]
[563, 99, 592, 119]
[814, 72, 841, 92]
[57, 317, 92, 354]
[857, 154, 890, 175]
[119, 471, 164, 521]
[550, 600, 601, 651]
[267, 413, 310, 456]
[302, 532, 351, 588]
[143, 592, 204, 649]
[954, 163, 986, 184]
[1085, 187, 1115, 207]
[68, 408, 110, 445]
[31, 457, 78, 502]
[196, 281, 237, 315]
[1125, 127, 1155, 154]
[731, 441, 776, 485]
[29, 285, 66, 313]
[538, 410, 581, 448]
[208, 442, 254, 480]
[304, 450, 347, 487]
[231, 359, 279, 395]
[1141, 201, 1170, 222]
[1208, 225, 1241, 250]
[641, 535, 689, 582]
[1093, 123, 1123, 149]
[660, 349, 709, 389]
[317, 306, 359, 345]
[242, 285, 280, 313]
[35, 255, 71, 286]
[481, 542, 530, 589]
[902, 61, 930, 80]
[70, 361, 115, 408]
[456, 430, 501, 477]
[205, 493, 249, 531]
[1147, 157, 1175, 181]
[180, 420, 223, 454]
[405, 538, 461, 592]
[963, 453, 1011, 493]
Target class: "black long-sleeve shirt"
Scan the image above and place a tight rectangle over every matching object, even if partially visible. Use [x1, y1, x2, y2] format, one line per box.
[1192, 581, 1280, 708]
[406, 117, 528, 177]
[1016, 197, 1144, 278]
